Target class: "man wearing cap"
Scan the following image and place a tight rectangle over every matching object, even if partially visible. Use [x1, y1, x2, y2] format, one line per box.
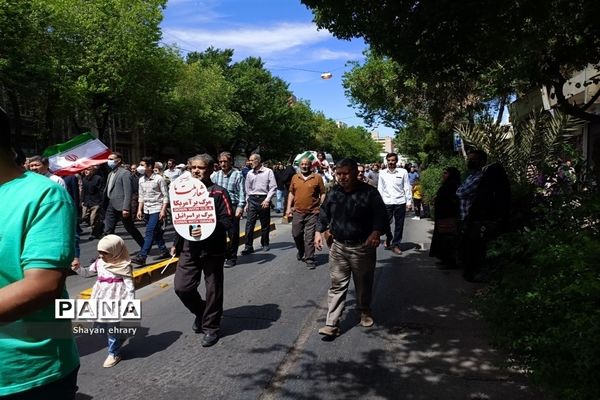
[0, 108, 80, 398]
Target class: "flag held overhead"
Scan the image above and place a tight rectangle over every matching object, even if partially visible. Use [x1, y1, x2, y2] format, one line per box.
[42, 133, 112, 176]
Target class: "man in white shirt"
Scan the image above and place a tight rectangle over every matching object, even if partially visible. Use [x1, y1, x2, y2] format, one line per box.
[27, 155, 66, 188]
[163, 158, 182, 183]
[378, 152, 412, 255]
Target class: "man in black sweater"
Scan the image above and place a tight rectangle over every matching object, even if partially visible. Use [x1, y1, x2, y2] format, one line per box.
[315, 158, 389, 337]
[171, 154, 233, 348]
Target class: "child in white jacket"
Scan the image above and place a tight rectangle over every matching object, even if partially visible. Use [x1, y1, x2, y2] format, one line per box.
[72, 234, 135, 368]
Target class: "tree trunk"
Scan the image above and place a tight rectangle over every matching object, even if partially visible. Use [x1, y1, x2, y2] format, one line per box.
[7, 89, 22, 148]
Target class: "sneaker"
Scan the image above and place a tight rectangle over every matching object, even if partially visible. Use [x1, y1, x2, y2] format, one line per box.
[154, 251, 171, 260]
[224, 259, 236, 268]
[192, 315, 202, 333]
[103, 354, 121, 368]
[411, 216, 421, 220]
[305, 259, 316, 269]
[241, 247, 254, 256]
[392, 247, 402, 255]
[201, 333, 219, 347]
[296, 251, 304, 261]
[130, 256, 146, 265]
[318, 325, 340, 337]
[360, 312, 375, 327]
[261, 245, 270, 252]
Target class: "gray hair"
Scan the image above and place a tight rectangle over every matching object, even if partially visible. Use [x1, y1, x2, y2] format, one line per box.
[218, 151, 233, 161]
[250, 153, 261, 162]
[188, 153, 215, 169]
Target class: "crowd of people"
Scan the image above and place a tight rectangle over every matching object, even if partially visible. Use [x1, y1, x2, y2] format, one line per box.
[2, 101, 510, 397]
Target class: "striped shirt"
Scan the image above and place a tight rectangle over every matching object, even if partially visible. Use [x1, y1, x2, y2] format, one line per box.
[138, 173, 169, 214]
[211, 168, 246, 209]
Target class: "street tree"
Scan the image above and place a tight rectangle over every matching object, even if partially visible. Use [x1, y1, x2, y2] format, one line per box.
[302, 0, 600, 122]
[331, 125, 380, 162]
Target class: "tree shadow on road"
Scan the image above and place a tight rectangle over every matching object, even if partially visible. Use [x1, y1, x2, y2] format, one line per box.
[220, 303, 282, 339]
[227, 248, 546, 400]
[122, 326, 182, 360]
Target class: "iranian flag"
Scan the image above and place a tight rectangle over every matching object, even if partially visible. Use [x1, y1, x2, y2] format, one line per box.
[42, 132, 112, 176]
[293, 150, 318, 167]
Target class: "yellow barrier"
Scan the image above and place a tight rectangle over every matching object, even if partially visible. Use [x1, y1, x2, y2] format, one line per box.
[79, 222, 276, 299]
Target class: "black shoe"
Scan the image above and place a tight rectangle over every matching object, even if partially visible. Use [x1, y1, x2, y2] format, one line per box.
[224, 259, 236, 268]
[201, 333, 219, 347]
[192, 316, 202, 334]
[241, 247, 254, 256]
[131, 256, 146, 265]
[296, 252, 304, 261]
[154, 251, 171, 260]
[261, 245, 270, 252]
[305, 259, 316, 269]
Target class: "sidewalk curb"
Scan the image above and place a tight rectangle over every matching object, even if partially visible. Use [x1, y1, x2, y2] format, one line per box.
[79, 222, 276, 299]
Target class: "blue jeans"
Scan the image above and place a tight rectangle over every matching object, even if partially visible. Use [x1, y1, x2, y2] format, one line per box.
[95, 322, 123, 356]
[139, 212, 167, 258]
[385, 204, 407, 247]
[275, 188, 287, 211]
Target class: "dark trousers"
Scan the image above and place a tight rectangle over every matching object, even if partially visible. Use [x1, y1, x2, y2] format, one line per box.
[413, 199, 423, 217]
[1, 366, 79, 400]
[385, 204, 407, 246]
[174, 244, 224, 335]
[291, 211, 318, 261]
[458, 221, 494, 279]
[245, 195, 271, 248]
[139, 212, 168, 258]
[103, 203, 144, 247]
[82, 204, 103, 237]
[226, 214, 241, 260]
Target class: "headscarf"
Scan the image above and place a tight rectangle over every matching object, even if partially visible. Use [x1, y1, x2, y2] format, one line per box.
[444, 167, 461, 188]
[97, 235, 132, 277]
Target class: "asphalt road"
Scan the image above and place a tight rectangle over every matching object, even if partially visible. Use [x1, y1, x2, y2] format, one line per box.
[69, 215, 546, 400]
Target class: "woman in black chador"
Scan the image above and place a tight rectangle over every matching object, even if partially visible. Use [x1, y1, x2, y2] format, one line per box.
[429, 167, 461, 267]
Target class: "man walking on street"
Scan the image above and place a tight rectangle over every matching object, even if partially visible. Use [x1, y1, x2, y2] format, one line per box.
[131, 157, 170, 265]
[378, 152, 412, 255]
[82, 166, 105, 240]
[286, 157, 326, 269]
[241, 154, 277, 255]
[103, 152, 144, 248]
[28, 155, 66, 188]
[172, 154, 233, 347]
[163, 158, 182, 183]
[212, 151, 246, 267]
[315, 159, 388, 338]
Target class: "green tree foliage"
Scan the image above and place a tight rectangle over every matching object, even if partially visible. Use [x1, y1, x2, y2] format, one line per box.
[0, 4, 377, 162]
[478, 193, 600, 400]
[331, 125, 380, 162]
[302, 0, 600, 122]
[455, 110, 582, 184]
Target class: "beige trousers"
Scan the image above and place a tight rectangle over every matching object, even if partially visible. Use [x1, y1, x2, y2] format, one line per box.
[325, 240, 376, 326]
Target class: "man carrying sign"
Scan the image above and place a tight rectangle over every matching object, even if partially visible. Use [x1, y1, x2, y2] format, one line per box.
[170, 154, 233, 347]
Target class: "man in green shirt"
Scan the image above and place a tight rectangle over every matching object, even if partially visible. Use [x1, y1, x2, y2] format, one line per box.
[0, 107, 80, 398]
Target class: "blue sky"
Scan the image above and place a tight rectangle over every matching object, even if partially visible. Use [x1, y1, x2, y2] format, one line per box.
[161, 0, 396, 137]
